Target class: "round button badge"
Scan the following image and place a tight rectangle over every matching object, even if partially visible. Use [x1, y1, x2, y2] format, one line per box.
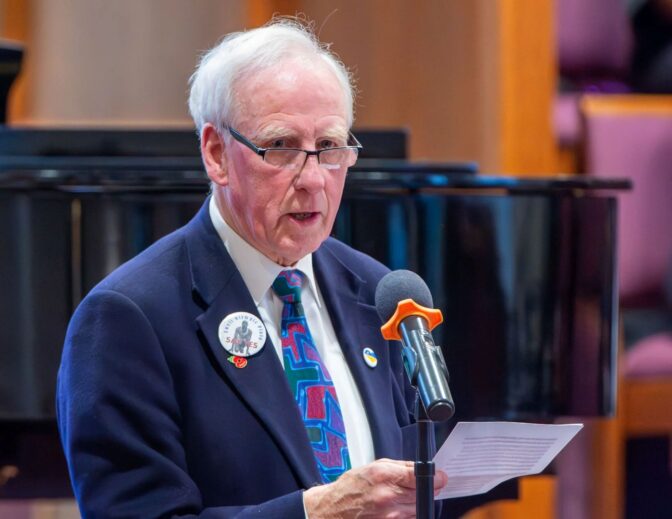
[218, 312, 267, 358]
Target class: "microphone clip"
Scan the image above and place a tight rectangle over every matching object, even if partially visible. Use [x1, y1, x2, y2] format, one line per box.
[380, 299, 443, 341]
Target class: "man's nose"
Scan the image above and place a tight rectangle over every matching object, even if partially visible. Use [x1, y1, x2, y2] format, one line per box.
[295, 154, 326, 191]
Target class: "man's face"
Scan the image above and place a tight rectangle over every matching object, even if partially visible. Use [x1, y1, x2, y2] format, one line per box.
[208, 59, 350, 266]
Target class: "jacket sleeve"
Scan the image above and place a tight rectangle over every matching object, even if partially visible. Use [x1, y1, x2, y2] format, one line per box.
[57, 289, 306, 519]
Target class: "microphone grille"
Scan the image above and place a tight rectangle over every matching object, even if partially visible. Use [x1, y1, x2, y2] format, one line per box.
[374, 270, 434, 323]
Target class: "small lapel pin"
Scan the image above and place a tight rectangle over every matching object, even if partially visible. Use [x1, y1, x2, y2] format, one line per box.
[362, 347, 378, 368]
[218, 312, 267, 358]
[227, 355, 248, 369]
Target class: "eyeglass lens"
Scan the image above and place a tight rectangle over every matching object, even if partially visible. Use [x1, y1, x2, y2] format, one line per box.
[264, 148, 359, 170]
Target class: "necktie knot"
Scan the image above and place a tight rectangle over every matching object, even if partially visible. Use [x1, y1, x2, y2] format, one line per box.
[272, 269, 304, 304]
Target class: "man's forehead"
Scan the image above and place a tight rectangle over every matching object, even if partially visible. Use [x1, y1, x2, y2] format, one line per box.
[230, 59, 348, 127]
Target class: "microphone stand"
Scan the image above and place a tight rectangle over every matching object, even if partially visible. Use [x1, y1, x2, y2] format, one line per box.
[415, 398, 435, 519]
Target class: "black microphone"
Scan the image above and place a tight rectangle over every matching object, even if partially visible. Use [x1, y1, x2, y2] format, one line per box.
[375, 270, 455, 422]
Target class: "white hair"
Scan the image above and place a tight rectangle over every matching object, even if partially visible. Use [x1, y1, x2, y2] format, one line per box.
[188, 18, 355, 136]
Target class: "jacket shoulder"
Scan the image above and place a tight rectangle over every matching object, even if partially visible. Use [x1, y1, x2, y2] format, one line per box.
[91, 226, 189, 303]
[320, 237, 389, 295]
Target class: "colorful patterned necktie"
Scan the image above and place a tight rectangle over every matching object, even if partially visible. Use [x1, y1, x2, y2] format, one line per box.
[272, 269, 351, 483]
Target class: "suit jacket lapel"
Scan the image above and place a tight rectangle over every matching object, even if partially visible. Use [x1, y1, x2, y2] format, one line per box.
[185, 200, 322, 488]
[314, 244, 403, 460]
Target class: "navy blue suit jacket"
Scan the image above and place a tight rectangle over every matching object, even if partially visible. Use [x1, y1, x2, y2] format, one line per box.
[57, 200, 419, 518]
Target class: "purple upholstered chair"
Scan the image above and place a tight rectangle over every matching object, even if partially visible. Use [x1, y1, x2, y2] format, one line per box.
[582, 95, 672, 322]
[554, 0, 633, 147]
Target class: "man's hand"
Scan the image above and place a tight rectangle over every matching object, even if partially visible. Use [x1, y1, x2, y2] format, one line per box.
[303, 458, 448, 519]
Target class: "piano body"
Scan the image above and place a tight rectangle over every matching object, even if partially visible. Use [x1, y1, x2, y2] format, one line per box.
[0, 129, 628, 509]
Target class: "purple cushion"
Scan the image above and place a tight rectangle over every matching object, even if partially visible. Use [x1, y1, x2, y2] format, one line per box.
[623, 332, 672, 378]
[554, 93, 582, 145]
[584, 108, 672, 303]
[557, 0, 633, 79]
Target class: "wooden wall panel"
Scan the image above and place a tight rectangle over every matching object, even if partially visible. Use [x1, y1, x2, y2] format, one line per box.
[1, 0, 31, 121]
[298, 0, 498, 168]
[1, 0, 29, 40]
[246, 0, 301, 27]
[497, 0, 556, 175]
[11, 0, 246, 127]
[464, 476, 557, 519]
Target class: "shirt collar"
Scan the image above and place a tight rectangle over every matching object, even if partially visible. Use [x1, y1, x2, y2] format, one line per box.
[208, 196, 322, 307]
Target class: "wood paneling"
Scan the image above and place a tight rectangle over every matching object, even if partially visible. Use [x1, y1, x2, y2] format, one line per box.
[246, 0, 301, 27]
[624, 379, 672, 435]
[581, 94, 672, 116]
[1, 0, 29, 40]
[497, 0, 556, 175]
[463, 476, 557, 519]
[10, 0, 246, 127]
[1, 0, 31, 121]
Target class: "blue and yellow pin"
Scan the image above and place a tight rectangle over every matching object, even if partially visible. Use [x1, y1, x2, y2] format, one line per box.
[362, 347, 378, 368]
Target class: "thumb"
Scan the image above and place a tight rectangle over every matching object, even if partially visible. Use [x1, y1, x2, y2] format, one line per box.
[434, 470, 448, 491]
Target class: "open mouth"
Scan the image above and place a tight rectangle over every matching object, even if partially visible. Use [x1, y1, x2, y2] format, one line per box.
[290, 212, 318, 222]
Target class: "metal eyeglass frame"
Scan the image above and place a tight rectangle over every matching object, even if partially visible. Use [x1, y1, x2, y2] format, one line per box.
[225, 126, 363, 170]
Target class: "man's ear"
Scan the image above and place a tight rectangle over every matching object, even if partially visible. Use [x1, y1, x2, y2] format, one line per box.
[201, 123, 228, 186]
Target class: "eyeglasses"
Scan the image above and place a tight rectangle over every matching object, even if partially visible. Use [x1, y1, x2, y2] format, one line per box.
[225, 127, 362, 171]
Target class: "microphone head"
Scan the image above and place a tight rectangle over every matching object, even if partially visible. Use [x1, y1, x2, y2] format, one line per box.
[375, 270, 434, 323]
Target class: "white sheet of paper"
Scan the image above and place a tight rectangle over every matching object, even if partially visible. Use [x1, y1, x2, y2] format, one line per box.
[433, 421, 583, 500]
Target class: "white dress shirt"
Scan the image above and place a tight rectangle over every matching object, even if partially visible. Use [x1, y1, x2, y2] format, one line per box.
[209, 196, 375, 470]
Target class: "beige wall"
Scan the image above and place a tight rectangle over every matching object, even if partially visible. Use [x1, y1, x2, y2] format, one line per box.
[14, 0, 246, 127]
[0, 500, 80, 519]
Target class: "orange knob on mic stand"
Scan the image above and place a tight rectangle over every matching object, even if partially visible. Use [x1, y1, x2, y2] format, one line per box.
[380, 299, 443, 341]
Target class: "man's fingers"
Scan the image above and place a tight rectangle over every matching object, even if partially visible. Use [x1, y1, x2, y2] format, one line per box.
[387, 461, 417, 490]
[434, 469, 448, 490]
[363, 458, 416, 489]
[387, 461, 448, 492]
[391, 463, 448, 498]
[375, 458, 414, 469]
[304, 459, 437, 518]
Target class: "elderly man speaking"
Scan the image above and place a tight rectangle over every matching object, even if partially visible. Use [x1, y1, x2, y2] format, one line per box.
[57, 19, 447, 518]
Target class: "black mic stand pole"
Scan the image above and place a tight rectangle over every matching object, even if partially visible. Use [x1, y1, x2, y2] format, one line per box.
[415, 397, 434, 519]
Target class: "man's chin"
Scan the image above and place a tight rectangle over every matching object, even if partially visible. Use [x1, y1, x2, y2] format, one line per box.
[272, 240, 324, 267]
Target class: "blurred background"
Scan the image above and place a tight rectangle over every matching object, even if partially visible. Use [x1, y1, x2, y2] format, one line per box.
[1, 0, 557, 173]
[1, 0, 671, 518]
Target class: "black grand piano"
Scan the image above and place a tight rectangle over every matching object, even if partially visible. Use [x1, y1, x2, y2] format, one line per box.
[0, 127, 628, 513]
